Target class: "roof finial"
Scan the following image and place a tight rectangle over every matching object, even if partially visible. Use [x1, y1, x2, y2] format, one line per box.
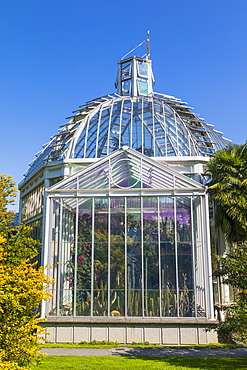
[146, 31, 150, 60]
[121, 32, 151, 60]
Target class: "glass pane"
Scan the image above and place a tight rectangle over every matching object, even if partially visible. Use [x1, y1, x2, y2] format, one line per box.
[22, 183, 44, 221]
[193, 196, 206, 317]
[138, 61, 148, 76]
[59, 290, 73, 316]
[28, 218, 43, 267]
[143, 197, 159, 317]
[93, 243, 108, 316]
[123, 79, 131, 95]
[160, 197, 177, 317]
[143, 102, 154, 157]
[110, 198, 125, 316]
[78, 160, 109, 189]
[93, 198, 108, 316]
[121, 62, 131, 79]
[107, 101, 122, 153]
[110, 155, 141, 189]
[132, 101, 143, 150]
[85, 112, 100, 158]
[138, 79, 148, 95]
[48, 198, 60, 316]
[76, 199, 92, 316]
[176, 197, 194, 317]
[59, 199, 76, 316]
[127, 197, 142, 316]
[121, 100, 132, 148]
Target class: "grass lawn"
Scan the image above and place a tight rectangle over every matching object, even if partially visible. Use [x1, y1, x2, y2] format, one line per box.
[32, 356, 247, 369]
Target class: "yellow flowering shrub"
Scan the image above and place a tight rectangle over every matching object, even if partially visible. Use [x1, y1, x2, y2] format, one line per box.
[0, 175, 17, 223]
[0, 223, 52, 369]
[0, 236, 6, 243]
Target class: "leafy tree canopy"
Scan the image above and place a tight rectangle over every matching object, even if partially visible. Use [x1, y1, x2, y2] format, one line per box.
[206, 143, 247, 244]
[214, 243, 247, 343]
[207, 145, 247, 342]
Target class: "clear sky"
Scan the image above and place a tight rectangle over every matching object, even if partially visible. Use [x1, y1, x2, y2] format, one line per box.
[1, 0, 247, 211]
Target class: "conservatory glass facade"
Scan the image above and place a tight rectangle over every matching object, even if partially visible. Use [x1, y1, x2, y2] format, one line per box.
[19, 49, 230, 343]
[23, 94, 230, 180]
[46, 148, 211, 319]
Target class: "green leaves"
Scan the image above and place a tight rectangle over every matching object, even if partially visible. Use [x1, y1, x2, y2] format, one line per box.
[215, 244, 247, 290]
[206, 143, 247, 244]
[214, 244, 247, 343]
[207, 145, 247, 342]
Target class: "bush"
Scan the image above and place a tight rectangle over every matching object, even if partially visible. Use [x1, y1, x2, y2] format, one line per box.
[214, 243, 247, 343]
[0, 223, 52, 369]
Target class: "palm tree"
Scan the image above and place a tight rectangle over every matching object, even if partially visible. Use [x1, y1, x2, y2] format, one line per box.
[206, 143, 247, 244]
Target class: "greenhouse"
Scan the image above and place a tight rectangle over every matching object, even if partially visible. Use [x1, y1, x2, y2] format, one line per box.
[19, 40, 230, 344]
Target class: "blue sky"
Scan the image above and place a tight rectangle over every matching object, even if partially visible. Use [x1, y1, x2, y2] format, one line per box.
[1, 0, 247, 211]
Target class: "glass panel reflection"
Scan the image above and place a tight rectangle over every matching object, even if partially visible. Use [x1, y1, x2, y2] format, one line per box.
[110, 198, 125, 315]
[93, 198, 108, 316]
[138, 61, 148, 76]
[48, 198, 60, 316]
[59, 199, 76, 316]
[93, 242, 108, 316]
[59, 290, 73, 316]
[127, 197, 142, 316]
[123, 79, 131, 95]
[121, 62, 131, 79]
[193, 196, 206, 317]
[76, 199, 92, 316]
[160, 197, 177, 316]
[143, 197, 159, 317]
[176, 197, 194, 317]
[49, 193, 208, 319]
[138, 79, 148, 95]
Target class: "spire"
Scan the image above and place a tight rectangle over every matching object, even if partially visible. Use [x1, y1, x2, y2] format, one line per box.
[146, 30, 150, 60]
[115, 32, 155, 96]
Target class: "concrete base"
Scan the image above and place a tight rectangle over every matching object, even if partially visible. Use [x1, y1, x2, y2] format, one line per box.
[41, 317, 218, 345]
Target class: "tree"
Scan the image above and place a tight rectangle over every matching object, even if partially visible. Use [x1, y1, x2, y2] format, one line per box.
[0, 176, 52, 369]
[0, 174, 17, 223]
[214, 243, 247, 343]
[206, 144, 247, 343]
[206, 143, 247, 244]
[0, 226, 52, 370]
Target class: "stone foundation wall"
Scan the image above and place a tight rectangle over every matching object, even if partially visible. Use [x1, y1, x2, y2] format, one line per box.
[41, 318, 218, 345]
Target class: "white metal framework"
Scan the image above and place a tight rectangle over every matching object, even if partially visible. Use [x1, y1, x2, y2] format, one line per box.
[19, 47, 226, 343]
[21, 54, 230, 182]
[43, 148, 213, 319]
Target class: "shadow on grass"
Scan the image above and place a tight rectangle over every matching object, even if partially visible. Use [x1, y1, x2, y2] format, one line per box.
[112, 346, 247, 358]
[121, 356, 247, 369]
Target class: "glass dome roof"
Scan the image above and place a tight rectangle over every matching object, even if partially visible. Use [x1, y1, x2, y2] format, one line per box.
[23, 54, 230, 181]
